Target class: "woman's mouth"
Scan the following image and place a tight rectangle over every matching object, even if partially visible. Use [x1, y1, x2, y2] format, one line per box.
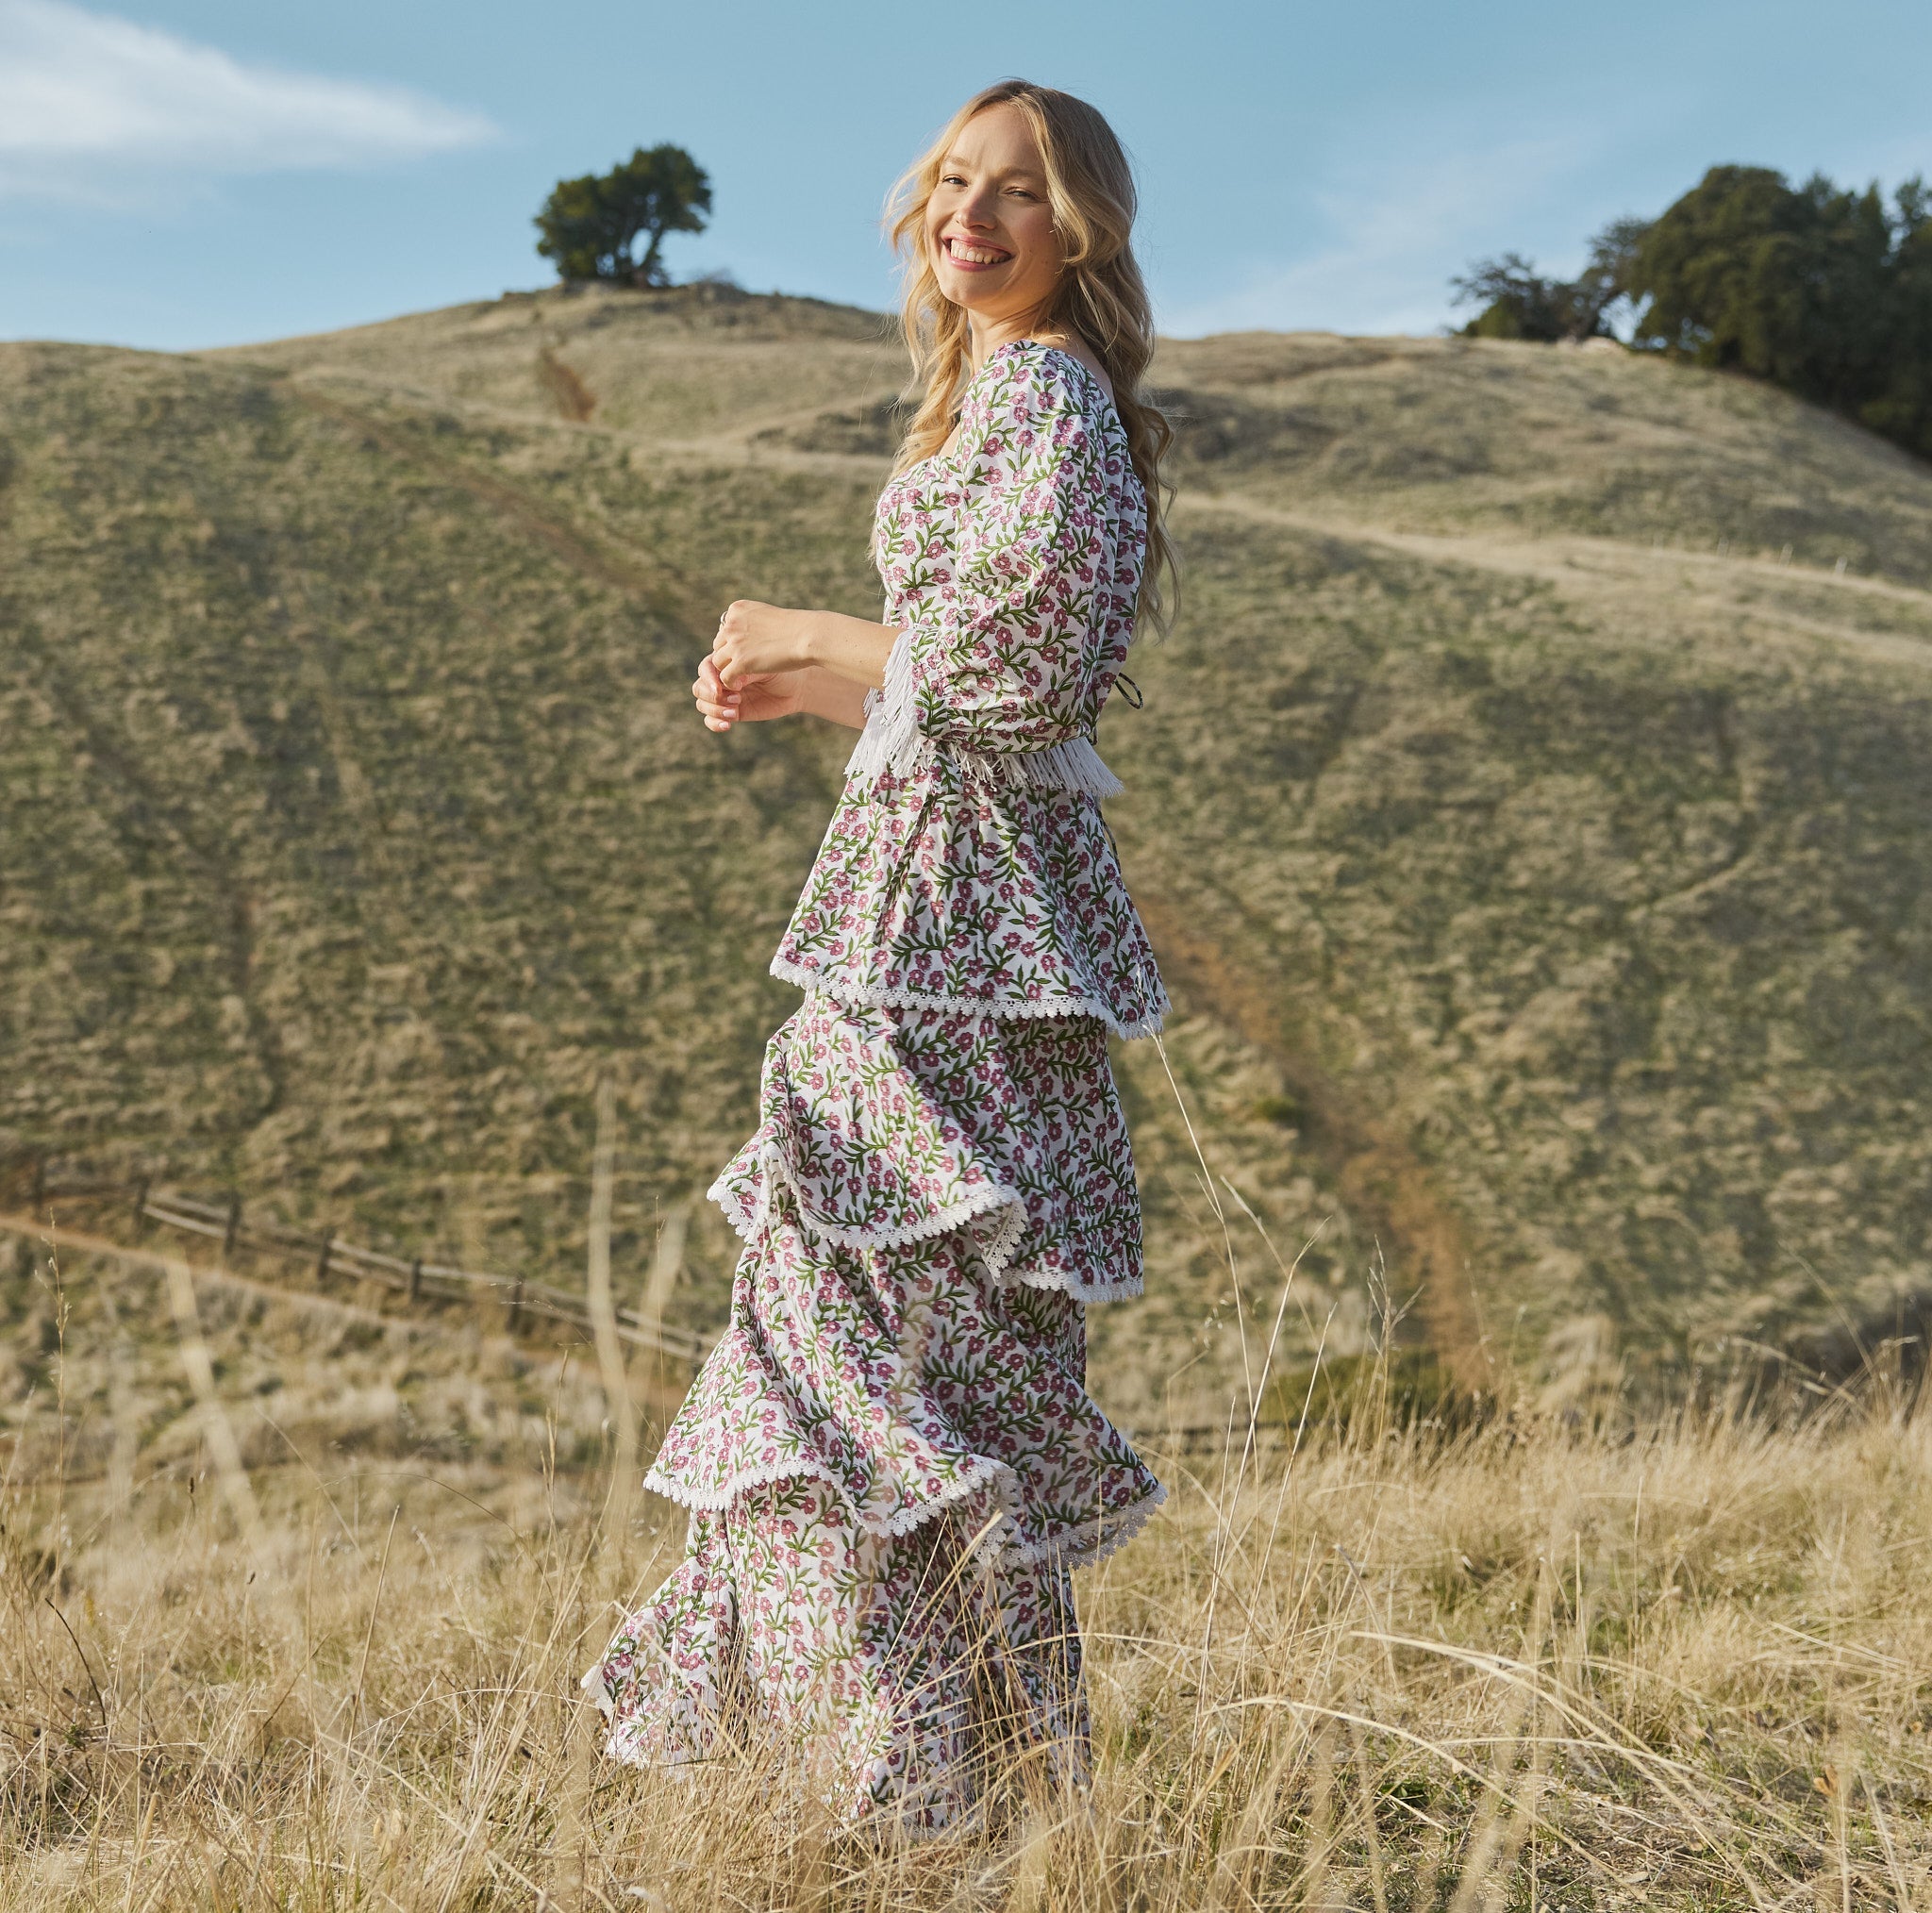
[941, 236, 1012, 272]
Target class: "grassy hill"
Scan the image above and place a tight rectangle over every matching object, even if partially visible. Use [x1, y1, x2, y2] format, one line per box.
[6, 280, 1932, 1417]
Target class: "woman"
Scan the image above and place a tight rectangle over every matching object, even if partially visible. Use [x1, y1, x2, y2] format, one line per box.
[586, 79, 1175, 1834]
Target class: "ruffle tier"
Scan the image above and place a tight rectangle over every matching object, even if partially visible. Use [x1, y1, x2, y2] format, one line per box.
[774, 768, 1169, 1040]
[641, 994, 1164, 1570]
[587, 1474, 1091, 1833]
[712, 993, 1146, 1306]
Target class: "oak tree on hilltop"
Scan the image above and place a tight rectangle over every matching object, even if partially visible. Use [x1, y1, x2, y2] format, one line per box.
[1456, 165, 1932, 462]
[535, 144, 712, 288]
[1629, 165, 1932, 457]
[1453, 218, 1651, 343]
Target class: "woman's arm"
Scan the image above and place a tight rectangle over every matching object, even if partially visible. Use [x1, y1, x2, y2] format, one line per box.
[695, 603, 900, 734]
[881, 353, 1117, 758]
[715, 603, 899, 691]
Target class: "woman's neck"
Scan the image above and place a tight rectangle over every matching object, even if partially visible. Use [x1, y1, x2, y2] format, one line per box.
[967, 308, 1055, 371]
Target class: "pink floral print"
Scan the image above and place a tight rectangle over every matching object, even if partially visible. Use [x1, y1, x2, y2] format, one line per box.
[780, 341, 1168, 1035]
[588, 341, 1168, 1834]
[886, 341, 1144, 758]
[591, 1476, 1088, 1835]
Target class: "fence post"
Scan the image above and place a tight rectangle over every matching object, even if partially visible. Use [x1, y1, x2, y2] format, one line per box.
[315, 1228, 335, 1285]
[30, 1156, 45, 1217]
[508, 1276, 524, 1332]
[132, 1177, 151, 1238]
[223, 1196, 242, 1261]
[408, 1256, 423, 1303]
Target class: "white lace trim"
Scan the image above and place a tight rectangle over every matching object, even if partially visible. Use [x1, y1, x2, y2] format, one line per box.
[643, 1117, 1162, 1572]
[711, 1145, 1142, 1303]
[768, 956, 1167, 1041]
[644, 1446, 1019, 1549]
[710, 1142, 1030, 1286]
[994, 1256, 1144, 1306]
[711, 1119, 1145, 1306]
[641, 1446, 1161, 1574]
[1006, 1482, 1168, 1571]
[642, 1450, 838, 1511]
[843, 630, 1124, 801]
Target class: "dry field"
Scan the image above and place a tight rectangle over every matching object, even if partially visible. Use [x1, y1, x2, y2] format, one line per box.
[7, 1161, 1932, 1910]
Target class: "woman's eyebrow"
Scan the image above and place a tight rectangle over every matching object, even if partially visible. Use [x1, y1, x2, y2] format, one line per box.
[940, 153, 1045, 181]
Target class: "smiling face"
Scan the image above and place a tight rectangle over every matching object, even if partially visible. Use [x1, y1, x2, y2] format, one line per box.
[924, 103, 1064, 348]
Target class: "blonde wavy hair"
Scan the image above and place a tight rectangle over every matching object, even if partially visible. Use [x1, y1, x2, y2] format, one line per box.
[887, 79, 1176, 635]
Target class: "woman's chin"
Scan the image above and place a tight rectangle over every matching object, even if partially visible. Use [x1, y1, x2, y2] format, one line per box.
[935, 261, 1017, 304]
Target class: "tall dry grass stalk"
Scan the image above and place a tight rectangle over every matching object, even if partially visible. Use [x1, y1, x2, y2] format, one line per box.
[7, 1076, 1932, 1908]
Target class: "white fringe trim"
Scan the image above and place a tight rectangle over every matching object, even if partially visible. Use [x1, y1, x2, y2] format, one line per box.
[843, 630, 1124, 802]
[768, 956, 1168, 1041]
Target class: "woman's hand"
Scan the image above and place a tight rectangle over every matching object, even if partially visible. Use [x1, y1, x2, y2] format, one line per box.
[692, 601, 898, 735]
[691, 655, 806, 732]
[712, 600, 816, 687]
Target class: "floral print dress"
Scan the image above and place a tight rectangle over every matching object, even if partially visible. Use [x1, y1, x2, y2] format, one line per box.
[585, 341, 1170, 1834]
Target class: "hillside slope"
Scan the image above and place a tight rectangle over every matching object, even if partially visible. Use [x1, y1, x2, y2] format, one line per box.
[6, 281, 1932, 1412]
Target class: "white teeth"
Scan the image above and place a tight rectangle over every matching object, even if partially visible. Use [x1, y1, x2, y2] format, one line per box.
[947, 241, 1008, 265]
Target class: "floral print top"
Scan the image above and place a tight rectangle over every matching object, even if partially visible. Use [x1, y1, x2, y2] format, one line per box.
[773, 341, 1169, 1038]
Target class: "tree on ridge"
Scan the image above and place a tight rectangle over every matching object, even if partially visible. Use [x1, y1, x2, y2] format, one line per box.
[1453, 165, 1932, 462]
[1627, 165, 1932, 457]
[535, 145, 713, 288]
[1453, 218, 1651, 343]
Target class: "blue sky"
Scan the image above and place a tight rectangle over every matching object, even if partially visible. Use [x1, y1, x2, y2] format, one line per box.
[3, 0, 1929, 351]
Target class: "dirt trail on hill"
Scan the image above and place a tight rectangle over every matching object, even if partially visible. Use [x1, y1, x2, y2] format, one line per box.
[1179, 494, 1932, 672]
[1132, 896, 1498, 1396]
[288, 383, 709, 632]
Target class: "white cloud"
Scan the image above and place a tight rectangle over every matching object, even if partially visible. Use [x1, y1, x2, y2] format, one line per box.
[0, 0, 495, 197]
[1159, 132, 1599, 341]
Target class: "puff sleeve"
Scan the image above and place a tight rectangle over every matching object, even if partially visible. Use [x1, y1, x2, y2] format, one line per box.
[858, 350, 1124, 778]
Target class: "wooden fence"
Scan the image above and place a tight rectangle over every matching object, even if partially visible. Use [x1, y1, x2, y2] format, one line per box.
[6, 1159, 707, 1365]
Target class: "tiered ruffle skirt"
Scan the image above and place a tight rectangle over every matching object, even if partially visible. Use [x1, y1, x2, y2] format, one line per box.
[585, 991, 1165, 1832]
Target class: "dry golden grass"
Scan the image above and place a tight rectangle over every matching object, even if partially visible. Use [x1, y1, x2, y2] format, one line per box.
[8, 1214, 1932, 1910]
